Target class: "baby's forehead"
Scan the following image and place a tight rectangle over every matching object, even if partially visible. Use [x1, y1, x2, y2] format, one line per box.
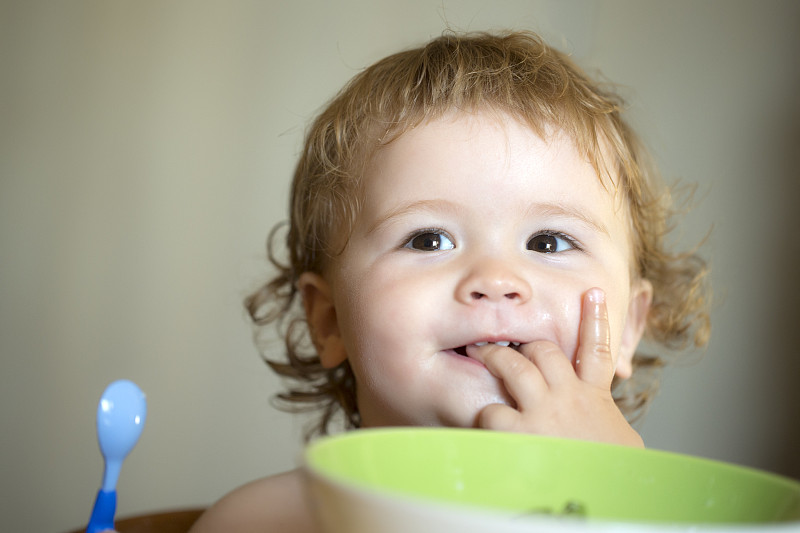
[363, 110, 624, 199]
[357, 111, 630, 225]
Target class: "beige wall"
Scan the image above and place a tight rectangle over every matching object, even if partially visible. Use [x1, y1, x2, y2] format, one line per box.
[2, 1, 798, 531]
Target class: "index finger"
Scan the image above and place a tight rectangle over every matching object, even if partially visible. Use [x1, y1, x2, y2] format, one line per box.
[575, 287, 614, 387]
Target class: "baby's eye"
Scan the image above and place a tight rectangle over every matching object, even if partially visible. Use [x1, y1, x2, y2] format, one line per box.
[527, 232, 576, 253]
[404, 231, 455, 252]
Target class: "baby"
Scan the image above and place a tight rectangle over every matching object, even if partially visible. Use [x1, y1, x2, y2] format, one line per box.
[190, 30, 710, 532]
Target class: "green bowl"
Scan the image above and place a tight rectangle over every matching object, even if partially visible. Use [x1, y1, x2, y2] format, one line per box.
[304, 428, 800, 533]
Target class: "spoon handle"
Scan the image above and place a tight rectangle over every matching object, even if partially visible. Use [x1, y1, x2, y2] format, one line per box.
[86, 489, 116, 533]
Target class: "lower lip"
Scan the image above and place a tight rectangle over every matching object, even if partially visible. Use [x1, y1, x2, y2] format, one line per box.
[443, 349, 488, 370]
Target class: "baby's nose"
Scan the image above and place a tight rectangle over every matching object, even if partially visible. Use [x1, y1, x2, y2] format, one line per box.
[455, 259, 532, 305]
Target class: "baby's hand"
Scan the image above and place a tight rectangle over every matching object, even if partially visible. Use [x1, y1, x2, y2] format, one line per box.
[468, 288, 643, 447]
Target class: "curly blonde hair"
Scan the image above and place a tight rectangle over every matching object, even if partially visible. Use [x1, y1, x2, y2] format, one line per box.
[246, 30, 711, 439]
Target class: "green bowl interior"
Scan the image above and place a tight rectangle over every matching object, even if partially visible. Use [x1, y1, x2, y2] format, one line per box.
[306, 428, 800, 525]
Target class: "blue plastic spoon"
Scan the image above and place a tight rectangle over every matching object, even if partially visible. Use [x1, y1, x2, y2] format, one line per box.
[86, 380, 147, 533]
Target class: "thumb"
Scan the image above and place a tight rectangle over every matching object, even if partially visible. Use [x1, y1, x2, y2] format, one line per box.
[575, 288, 614, 387]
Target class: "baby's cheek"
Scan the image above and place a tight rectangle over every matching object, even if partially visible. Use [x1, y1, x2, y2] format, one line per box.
[528, 298, 582, 362]
[605, 290, 634, 355]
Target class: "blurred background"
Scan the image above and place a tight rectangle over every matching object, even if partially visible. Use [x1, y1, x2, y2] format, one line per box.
[2, 1, 798, 531]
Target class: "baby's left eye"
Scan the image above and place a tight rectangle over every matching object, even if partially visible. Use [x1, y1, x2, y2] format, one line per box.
[527, 232, 576, 253]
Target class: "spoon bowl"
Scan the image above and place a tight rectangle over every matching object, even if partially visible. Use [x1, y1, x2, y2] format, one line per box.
[86, 380, 147, 533]
[97, 380, 147, 491]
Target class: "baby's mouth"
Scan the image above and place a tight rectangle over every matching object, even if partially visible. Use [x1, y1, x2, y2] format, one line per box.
[451, 341, 522, 356]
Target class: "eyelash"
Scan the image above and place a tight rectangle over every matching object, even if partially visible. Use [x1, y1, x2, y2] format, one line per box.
[401, 229, 584, 253]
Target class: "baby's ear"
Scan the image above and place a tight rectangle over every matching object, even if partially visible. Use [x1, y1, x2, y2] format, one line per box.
[615, 279, 653, 379]
[298, 272, 347, 368]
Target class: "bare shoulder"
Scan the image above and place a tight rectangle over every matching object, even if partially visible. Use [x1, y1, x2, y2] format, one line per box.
[189, 468, 318, 533]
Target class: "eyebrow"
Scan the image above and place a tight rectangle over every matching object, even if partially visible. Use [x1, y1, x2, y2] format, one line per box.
[365, 200, 459, 235]
[366, 199, 609, 236]
[527, 201, 610, 236]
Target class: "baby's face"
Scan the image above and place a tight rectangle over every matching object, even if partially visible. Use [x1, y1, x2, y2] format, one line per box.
[320, 111, 647, 428]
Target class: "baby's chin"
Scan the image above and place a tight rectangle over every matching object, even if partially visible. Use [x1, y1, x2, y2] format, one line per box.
[441, 395, 519, 429]
[356, 375, 516, 429]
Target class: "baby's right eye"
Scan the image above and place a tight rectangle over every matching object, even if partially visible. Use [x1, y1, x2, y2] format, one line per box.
[404, 231, 455, 252]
